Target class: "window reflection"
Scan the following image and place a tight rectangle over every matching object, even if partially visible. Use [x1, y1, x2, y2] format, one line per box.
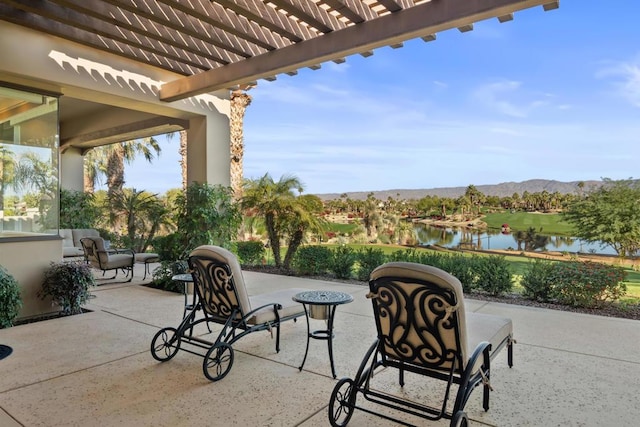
[0, 86, 59, 237]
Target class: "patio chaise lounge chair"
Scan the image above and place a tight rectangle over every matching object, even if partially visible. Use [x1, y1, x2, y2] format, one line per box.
[328, 262, 514, 427]
[150, 245, 307, 381]
[79, 237, 135, 282]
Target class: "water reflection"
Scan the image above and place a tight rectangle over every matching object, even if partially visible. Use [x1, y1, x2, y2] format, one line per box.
[413, 224, 616, 255]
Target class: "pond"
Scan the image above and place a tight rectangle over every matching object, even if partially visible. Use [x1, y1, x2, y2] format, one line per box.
[413, 224, 617, 255]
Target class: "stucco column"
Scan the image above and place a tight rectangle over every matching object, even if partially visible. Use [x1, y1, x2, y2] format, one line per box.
[60, 147, 84, 192]
[185, 113, 230, 187]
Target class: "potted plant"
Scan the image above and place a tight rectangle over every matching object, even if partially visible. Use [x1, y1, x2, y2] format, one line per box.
[0, 265, 22, 328]
[39, 261, 95, 316]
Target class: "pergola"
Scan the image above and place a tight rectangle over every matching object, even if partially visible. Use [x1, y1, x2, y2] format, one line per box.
[0, 0, 559, 319]
[1, 0, 558, 102]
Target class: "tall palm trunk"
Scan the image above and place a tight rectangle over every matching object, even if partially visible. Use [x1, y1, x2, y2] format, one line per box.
[83, 175, 95, 193]
[230, 90, 252, 200]
[179, 130, 188, 190]
[106, 145, 125, 199]
[265, 213, 281, 267]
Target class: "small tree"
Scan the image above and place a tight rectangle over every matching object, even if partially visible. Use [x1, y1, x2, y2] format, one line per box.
[39, 261, 95, 315]
[174, 183, 241, 258]
[563, 178, 640, 257]
[60, 189, 100, 229]
[107, 188, 169, 252]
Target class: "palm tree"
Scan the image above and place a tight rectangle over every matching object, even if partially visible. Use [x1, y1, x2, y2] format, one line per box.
[107, 188, 168, 252]
[241, 173, 303, 268]
[281, 194, 326, 269]
[83, 137, 161, 196]
[0, 144, 16, 209]
[83, 148, 108, 193]
[362, 194, 381, 238]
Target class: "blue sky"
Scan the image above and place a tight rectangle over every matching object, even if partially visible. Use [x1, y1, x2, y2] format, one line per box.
[122, 0, 640, 196]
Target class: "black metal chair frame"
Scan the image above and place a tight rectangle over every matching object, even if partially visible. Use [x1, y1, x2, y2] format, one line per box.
[150, 255, 303, 381]
[329, 274, 514, 427]
[79, 237, 134, 282]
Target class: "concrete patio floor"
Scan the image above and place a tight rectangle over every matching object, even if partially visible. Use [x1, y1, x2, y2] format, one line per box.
[1, 263, 639, 426]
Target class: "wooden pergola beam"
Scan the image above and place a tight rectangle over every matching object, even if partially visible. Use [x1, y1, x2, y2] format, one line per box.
[160, 0, 554, 102]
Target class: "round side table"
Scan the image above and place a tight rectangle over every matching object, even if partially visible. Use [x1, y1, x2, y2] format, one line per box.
[293, 290, 353, 378]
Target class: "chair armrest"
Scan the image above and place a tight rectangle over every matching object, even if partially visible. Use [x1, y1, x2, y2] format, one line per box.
[114, 248, 135, 256]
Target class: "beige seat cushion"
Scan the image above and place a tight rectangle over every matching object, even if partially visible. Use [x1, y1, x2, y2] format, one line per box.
[249, 288, 307, 324]
[72, 229, 100, 248]
[135, 253, 159, 263]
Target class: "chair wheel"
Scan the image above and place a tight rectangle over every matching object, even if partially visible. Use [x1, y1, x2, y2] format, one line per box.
[150, 327, 181, 361]
[328, 378, 356, 427]
[451, 410, 469, 427]
[203, 342, 234, 381]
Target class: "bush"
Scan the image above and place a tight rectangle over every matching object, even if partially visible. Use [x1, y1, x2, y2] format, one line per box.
[0, 265, 22, 328]
[175, 183, 242, 257]
[60, 189, 99, 229]
[521, 259, 556, 301]
[474, 255, 513, 296]
[435, 254, 478, 293]
[151, 233, 184, 261]
[549, 261, 627, 308]
[355, 247, 387, 281]
[331, 246, 357, 279]
[151, 260, 189, 293]
[292, 246, 333, 276]
[39, 261, 95, 315]
[237, 241, 265, 266]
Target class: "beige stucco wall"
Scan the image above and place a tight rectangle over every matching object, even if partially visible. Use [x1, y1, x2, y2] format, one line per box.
[0, 21, 232, 319]
[0, 239, 61, 319]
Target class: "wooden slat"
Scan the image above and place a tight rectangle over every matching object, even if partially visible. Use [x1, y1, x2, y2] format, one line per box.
[0, 0, 557, 94]
[268, 0, 345, 33]
[222, 0, 314, 42]
[0, 0, 195, 75]
[160, 0, 553, 100]
[100, 0, 251, 61]
[50, 0, 231, 66]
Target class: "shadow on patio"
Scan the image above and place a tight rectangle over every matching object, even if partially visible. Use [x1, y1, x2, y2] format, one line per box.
[1, 265, 639, 426]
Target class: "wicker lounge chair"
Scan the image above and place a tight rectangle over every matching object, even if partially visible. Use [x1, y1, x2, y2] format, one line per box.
[328, 262, 514, 427]
[150, 245, 306, 381]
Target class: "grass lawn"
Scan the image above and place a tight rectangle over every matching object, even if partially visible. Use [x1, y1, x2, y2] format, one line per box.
[483, 212, 575, 235]
[325, 222, 359, 235]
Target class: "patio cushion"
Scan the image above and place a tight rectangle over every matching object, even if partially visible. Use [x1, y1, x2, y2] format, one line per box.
[249, 288, 308, 324]
[72, 229, 100, 249]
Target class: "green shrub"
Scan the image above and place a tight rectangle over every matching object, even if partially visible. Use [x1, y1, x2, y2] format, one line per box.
[0, 265, 22, 328]
[435, 254, 478, 293]
[39, 261, 95, 315]
[474, 255, 513, 296]
[60, 189, 99, 229]
[237, 241, 265, 266]
[549, 261, 627, 308]
[389, 248, 421, 263]
[175, 183, 242, 257]
[331, 246, 357, 279]
[292, 246, 333, 276]
[355, 247, 387, 281]
[151, 233, 184, 261]
[151, 260, 189, 293]
[521, 259, 556, 301]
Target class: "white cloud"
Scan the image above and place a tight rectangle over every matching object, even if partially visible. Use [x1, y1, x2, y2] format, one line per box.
[472, 80, 551, 118]
[597, 57, 640, 107]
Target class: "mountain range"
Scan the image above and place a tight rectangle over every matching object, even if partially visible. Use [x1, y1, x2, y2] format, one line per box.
[314, 179, 604, 201]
